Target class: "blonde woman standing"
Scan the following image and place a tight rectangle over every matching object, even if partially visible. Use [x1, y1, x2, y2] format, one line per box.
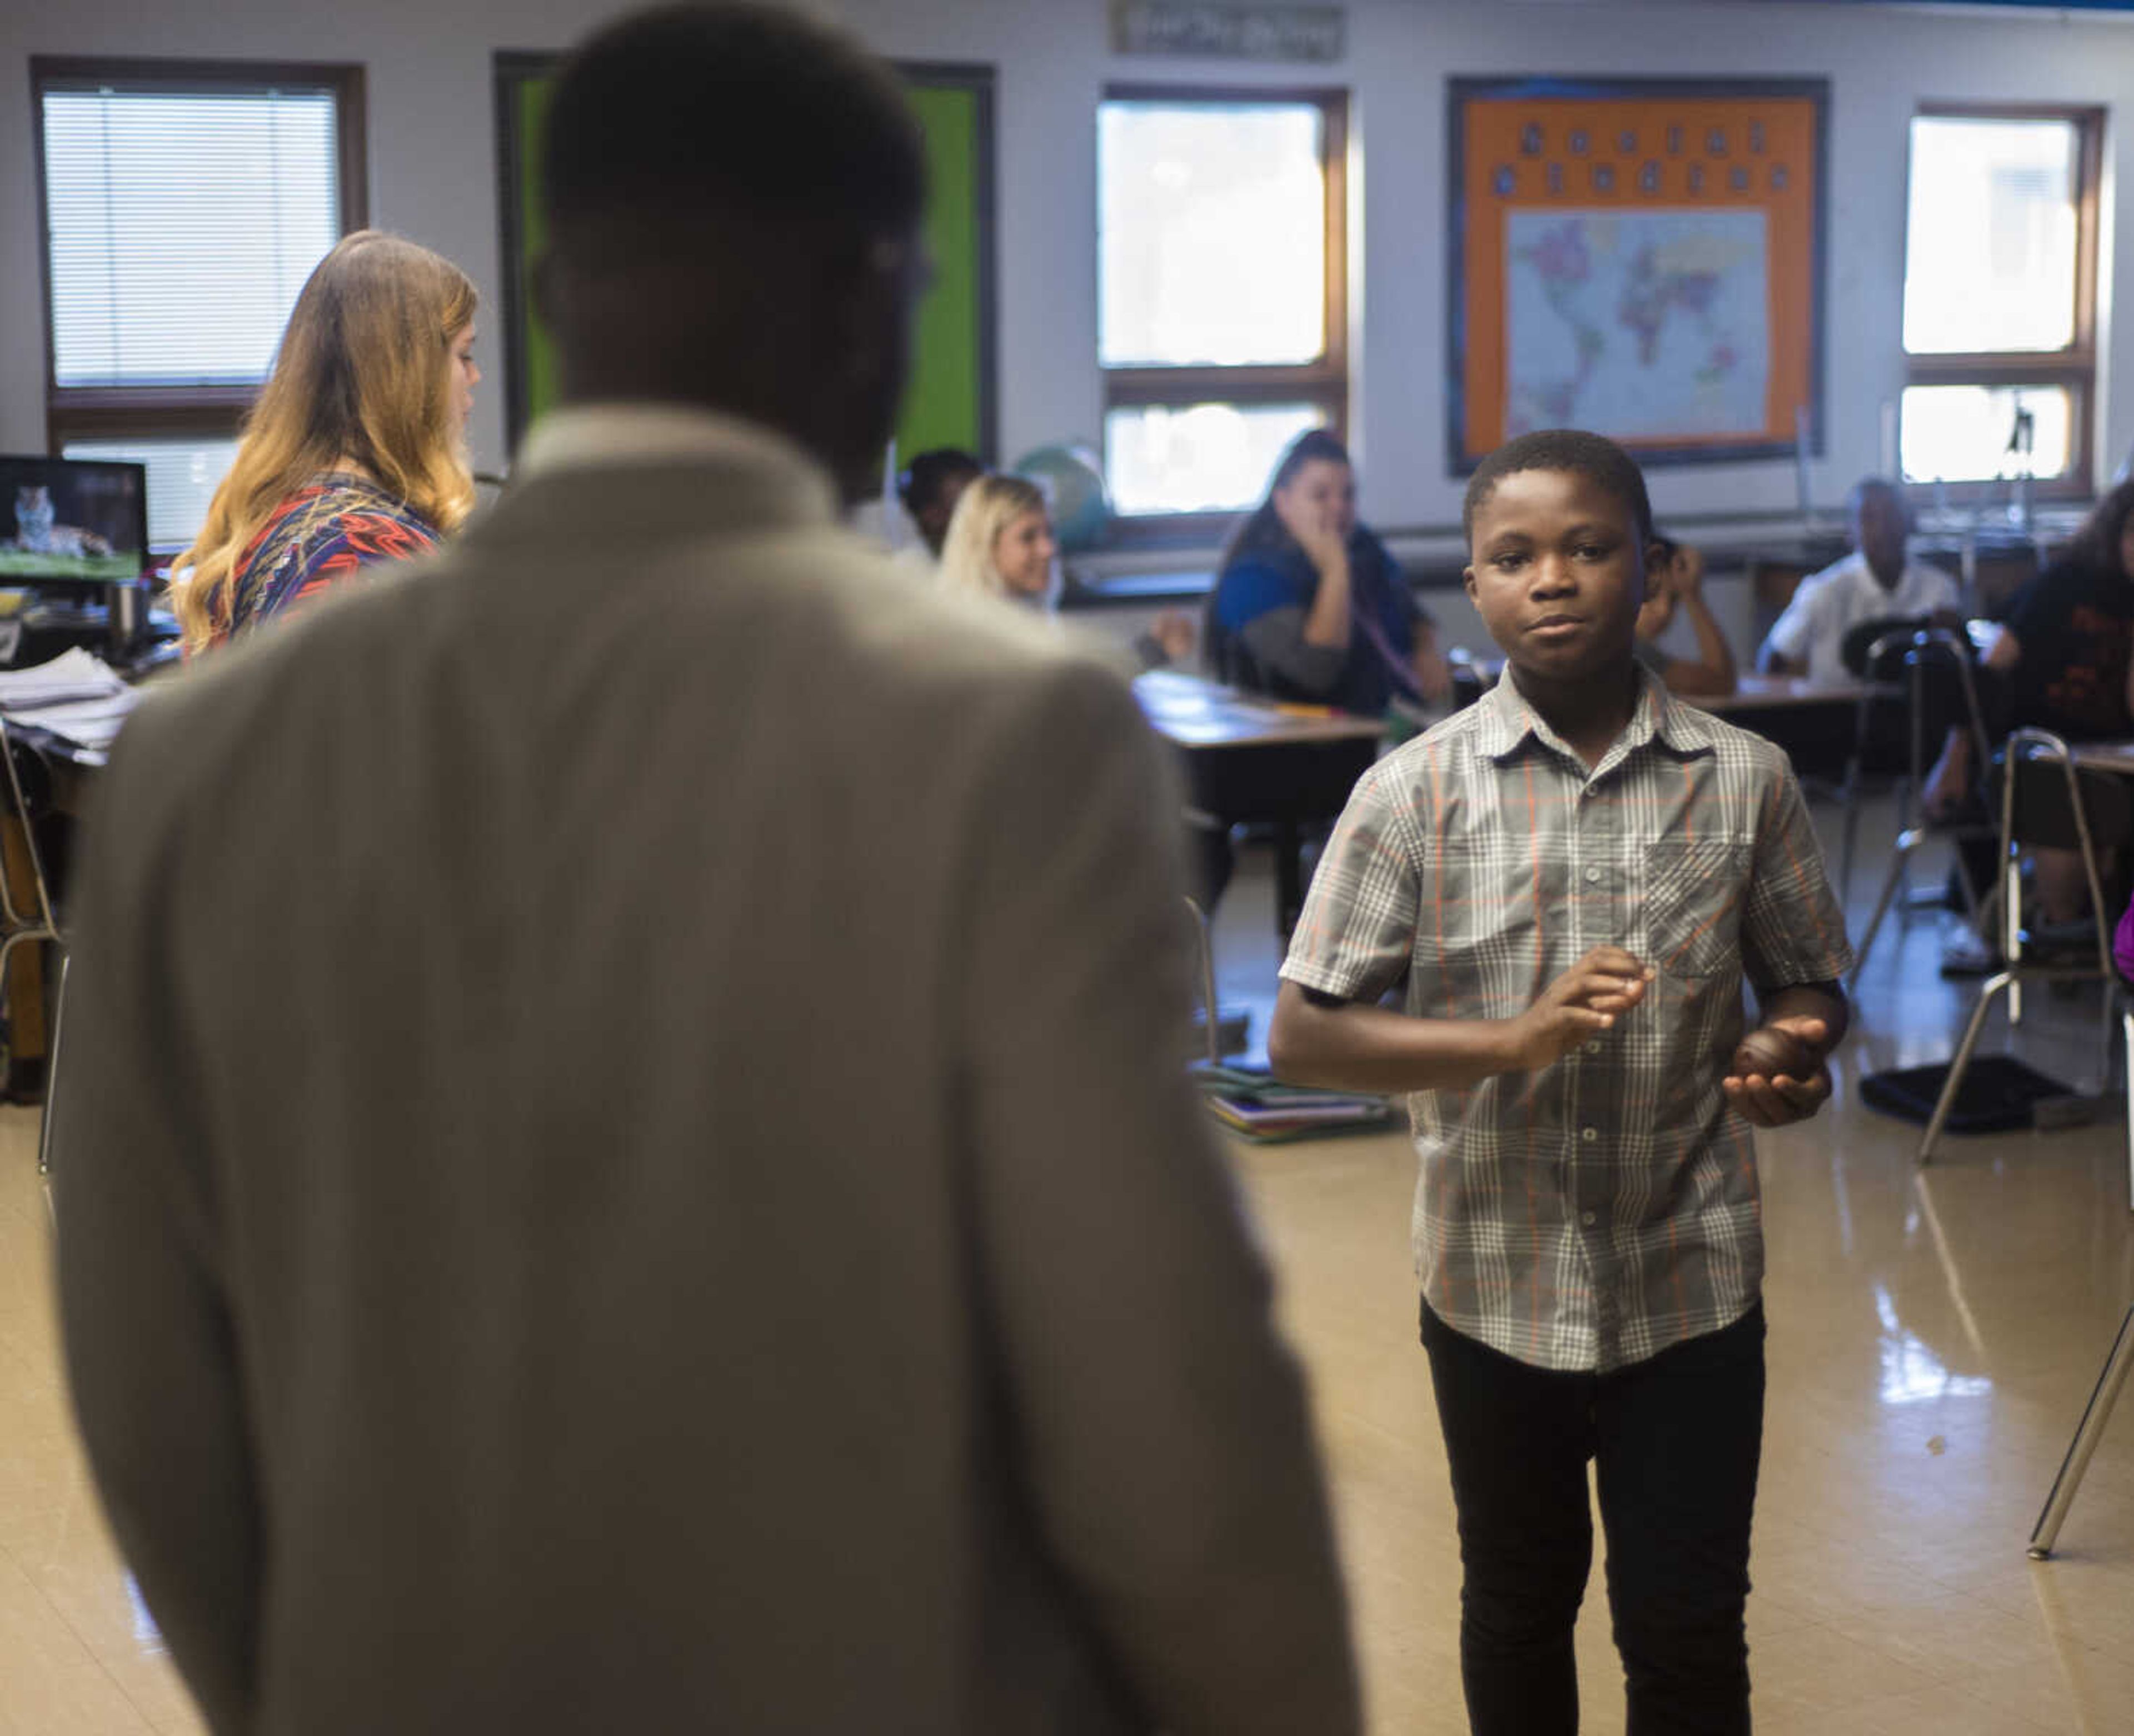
[171, 230, 480, 654]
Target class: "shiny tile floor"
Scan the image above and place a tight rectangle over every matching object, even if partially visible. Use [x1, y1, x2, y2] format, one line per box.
[1, 790, 2130, 1733]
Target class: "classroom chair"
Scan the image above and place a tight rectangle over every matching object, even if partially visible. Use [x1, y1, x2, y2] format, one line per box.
[1847, 627, 1998, 986]
[1916, 729, 2131, 1165]
[0, 717, 67, 1176]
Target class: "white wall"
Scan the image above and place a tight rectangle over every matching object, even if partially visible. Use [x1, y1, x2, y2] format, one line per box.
[4, 0, 2133, 535]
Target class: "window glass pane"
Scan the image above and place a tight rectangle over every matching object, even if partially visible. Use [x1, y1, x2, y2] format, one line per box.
[1104, 401, 1328, 516]
[43, 87, 341, 387]
[63, 436, 238, 549]
[1099, 102, 1326, 367]
[1899, 385, 2071, 483]
[1904, 117, 2078, 355]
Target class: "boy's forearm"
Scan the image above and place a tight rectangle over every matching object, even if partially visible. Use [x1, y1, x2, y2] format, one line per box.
[1268, 982, 1521, 1093]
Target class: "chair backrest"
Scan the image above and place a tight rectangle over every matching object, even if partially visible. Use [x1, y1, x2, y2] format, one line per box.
[1852, 625, 1993, 791]
[0, 716, 59, 938]
[1996, 727, 2130, 967]
[1841, 614, 1933, 680]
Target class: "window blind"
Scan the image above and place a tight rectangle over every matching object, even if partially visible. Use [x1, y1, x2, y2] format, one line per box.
[42, 86, 341, 388]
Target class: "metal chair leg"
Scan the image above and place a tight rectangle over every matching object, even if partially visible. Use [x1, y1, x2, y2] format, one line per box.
[2124, 1008, 2134, 1214]
[1918, 969, 2013, 1164]
[2029, 1304, 2134, 1559]
[36, 950, 66, 1176]
[1848, 826, 1919, 989]
[1184, 897, 1220, 1068]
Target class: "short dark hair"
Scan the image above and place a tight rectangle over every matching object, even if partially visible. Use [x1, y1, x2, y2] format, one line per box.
[898, 447, 983, 516]
[542, 4, 925, 251]
[1462, 429, 1655, 546]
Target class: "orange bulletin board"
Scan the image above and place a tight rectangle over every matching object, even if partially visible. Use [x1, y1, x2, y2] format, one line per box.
[1448, 79, 1828, 472]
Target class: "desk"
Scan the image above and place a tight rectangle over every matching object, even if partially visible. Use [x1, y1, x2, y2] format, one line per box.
[1697, 673, 1879, 715]
[1134, 670, 1383, 936]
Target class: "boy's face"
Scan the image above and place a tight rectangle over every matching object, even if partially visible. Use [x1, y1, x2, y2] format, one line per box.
[1464, 468, 1653, 682]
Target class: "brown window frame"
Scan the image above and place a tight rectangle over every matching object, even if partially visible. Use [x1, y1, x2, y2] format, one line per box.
[31, 57, 368, 454]
[1899, 102, 2103, 505]
[1099, 82, 1349, 547]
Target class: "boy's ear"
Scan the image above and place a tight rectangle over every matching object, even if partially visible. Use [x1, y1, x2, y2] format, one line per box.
[1463, 565, 1479, 602]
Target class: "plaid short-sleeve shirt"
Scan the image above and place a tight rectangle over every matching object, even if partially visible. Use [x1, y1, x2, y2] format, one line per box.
[1282, 667, 1852, 1373]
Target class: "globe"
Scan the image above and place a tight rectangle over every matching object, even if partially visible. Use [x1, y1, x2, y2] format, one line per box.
[1011, 443, 1111, 552]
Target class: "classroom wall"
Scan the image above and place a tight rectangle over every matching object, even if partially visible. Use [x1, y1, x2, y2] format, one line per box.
[4, 0, 2133, 538]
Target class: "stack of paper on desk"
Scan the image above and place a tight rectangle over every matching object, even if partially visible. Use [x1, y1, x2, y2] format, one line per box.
[1194, 1064, 1396, 1145]
[0, 649, 141, 756]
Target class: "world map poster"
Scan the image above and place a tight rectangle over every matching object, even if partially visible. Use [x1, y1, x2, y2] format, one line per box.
[1450, 79, 1828, 471]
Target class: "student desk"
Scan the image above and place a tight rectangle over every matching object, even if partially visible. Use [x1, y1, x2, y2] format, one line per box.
[1133, 670, 1383, 937]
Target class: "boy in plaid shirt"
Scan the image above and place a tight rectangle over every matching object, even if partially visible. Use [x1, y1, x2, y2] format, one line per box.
[1270, 429, 1852, 1734]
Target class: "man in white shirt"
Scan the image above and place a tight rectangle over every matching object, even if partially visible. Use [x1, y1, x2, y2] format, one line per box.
[1757, 478, 1960, 685]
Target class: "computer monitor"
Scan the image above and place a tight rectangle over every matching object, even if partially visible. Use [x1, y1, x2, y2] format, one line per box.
[0, 454, 148, 585]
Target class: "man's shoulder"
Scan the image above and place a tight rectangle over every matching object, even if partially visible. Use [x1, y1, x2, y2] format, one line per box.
[1794, 550, 1863, 605]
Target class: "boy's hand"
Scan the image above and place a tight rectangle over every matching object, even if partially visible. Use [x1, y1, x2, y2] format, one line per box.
[1506, 947, 1653, 1071]
[1723, 1015, 1833, 1127]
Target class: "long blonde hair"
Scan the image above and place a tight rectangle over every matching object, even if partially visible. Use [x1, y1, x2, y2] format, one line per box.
[171, 230, 478, 650]
[938, 473, 1049, 601]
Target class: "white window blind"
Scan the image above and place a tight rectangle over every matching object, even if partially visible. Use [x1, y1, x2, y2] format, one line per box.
[42, 86, 342, 388]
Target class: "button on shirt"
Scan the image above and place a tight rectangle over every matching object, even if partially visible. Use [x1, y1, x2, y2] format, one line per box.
[1281, 669, 1852, 1373]
[1759, 550, 1960, 686]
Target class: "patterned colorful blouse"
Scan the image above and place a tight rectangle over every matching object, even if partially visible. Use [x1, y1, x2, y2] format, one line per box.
[208, 473, 439, 651]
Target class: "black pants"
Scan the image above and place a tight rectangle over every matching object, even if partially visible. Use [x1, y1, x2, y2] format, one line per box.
[1419, 1300, 1766, 1735]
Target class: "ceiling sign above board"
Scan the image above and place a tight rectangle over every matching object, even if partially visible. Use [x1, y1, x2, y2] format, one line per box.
[1111, 2, 1345, 63]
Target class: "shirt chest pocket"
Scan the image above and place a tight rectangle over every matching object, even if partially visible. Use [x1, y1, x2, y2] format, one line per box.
[1638, 837, 1750, 980]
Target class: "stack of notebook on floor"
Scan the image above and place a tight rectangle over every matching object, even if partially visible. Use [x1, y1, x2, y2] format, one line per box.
[1193, 1064, 1396, 1144]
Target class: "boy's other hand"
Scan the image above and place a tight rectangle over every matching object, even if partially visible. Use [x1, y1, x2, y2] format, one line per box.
[1507, 946, 1653, 1071]
[1723, 1015, 1833, 1127]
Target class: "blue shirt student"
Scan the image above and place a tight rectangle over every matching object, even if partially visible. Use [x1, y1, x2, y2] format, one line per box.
[1203, 428, 1436, 718]
[1209, 528, 1425, 716]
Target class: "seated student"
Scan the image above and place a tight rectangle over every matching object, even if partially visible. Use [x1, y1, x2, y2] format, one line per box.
[1270, 427, 1851, 1736]
[941, 472, 1194, 665]
[1634, 537, 1737, 696]
[1206, 429, 1450, 715]
[1757, 477, 1958, 685]
[893, 446, 981, 571]
[939, 472, 1056, 608]
[1924, 477, 2134, 924]
[169, 231, 480, 654]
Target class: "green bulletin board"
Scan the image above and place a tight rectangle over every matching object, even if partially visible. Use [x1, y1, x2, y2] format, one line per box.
[493, 53, 997, 463]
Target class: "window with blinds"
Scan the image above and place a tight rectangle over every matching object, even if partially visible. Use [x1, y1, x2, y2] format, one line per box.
[32, 59, 365, 453]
